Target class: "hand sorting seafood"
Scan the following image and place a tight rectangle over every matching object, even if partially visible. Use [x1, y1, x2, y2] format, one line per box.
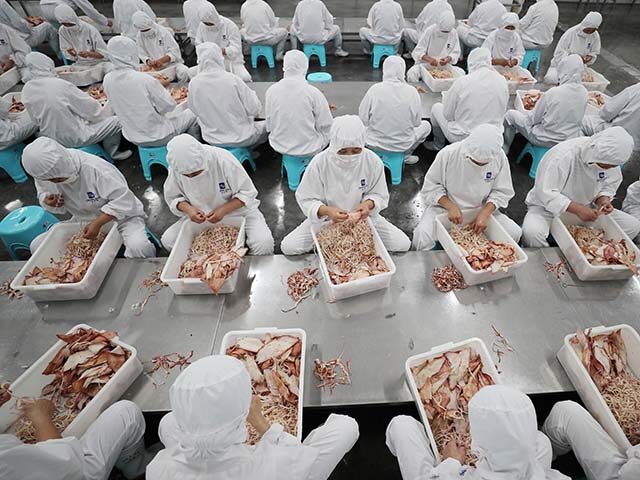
[170, 87, 188, 104]
[450, 224, 518, 272]
[522, 90, 542, 110]
[8, 96, 24, 113]
[567, 225, 638, 273]
[587, 91, 606, 108]
[428, 68, 454, 79]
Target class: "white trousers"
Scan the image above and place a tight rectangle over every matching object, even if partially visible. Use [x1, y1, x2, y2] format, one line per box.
[430, 102, 468, 150]
[228, 61, 253, 82]
[358, 28, 401, 54]
[241, 27, 288, 58]
[70, 116, 123, 156]
[412, 206, 522, 251]
[457, 24, 484, 48]
[0, 114, 38, 150]
[622, 203, 640, 243]
[161, 210, 275, 255]
[542, 401, 640, 480]
[582, 115, 609, 136]
[25, 22, 59, 53]
[544, 67, 559, 85]
[214, 121, 268, 149]
[281, 215, 411, 255]
[366, 121, 431, 156]
[402, 28, 420, 52]
[290, 25, 343, 51]
[140, 110, 199, 147]
[303, 414, 359, 480]
[504, 109, 557, 151]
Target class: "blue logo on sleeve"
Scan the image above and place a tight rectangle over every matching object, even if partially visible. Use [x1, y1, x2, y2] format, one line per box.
[598, 172, 606, 182]
[485, 172, 493, 182]
[219, 182, 226, 191]
[359, 178, 367, 190]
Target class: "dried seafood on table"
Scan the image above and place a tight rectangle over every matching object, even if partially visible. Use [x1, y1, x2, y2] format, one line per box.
[313, 353, 351, 392]
[286, 268, 318, 302]
[544, 260, 570, 281]
[428, 68, 454, 79]
[132, 270, 167, 315]
[450, 224, 518, 273]
[501, 69, 532, 82]
[226, 334, 303, 444]
[568, 225, 638, 274]
[8, 96, 24, 113]
[170, 86, 188, 104]
[0, 382, 11, 407]
[571, 328, 640, 445]
[491, 324, 514, 372]
[410, 347, 495, 465]
[0, 279, 22, 300]
[432, 264, 467, 293]
[583, 70, 595, 83]
[522, 90, 542, 110]
[316, 220, 389, 285]
[146, 351, 193, 387]
[87, 85, 107, 104]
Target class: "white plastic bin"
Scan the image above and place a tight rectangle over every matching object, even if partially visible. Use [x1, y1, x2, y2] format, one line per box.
[160, 217, 246, 295]
[0, 324, 142, 439]
[0, 67, 20, 95]
[2, 92, 27, 120]
[405, 338, 500, 464]
[494, 66, 536, 95]
[582, 68, 610, 92]
[55, 64, 105, 87]
[515, 89, 543, 114]
[584, 91, 610, 116]
[557, 324, 640, 451]
[141, 64, 178, 82]
[11, 222, 122, 302]
[550, 212, 640, 281]
[310, 218, 396, 301]
[422, 66, 465, 93]
[436, 208, 528, 286]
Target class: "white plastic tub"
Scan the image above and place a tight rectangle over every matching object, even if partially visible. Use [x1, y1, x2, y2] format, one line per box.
[0, 324, 142, 439]
[436, 208, 528, 286]
[557, 324, 640, 451]
[515, 89, 543, 114]
[161, 217, 246, 295]
[141, 63, 178, 82]
[582, 68, 610, 92]
[2, 92, 27, 120]
[55, 64, 105, 87]
[220, 327, 306, 441]
[550, 212, 640, 281]
[405, 337, 500, 464]
[0, 67, 20, 95]
[421, 66, 465, 92]
[494, 66, 536, 95]
[310, 218, 396, 301]
[11, 222, 122, 302]
[585, 91, 610, 116]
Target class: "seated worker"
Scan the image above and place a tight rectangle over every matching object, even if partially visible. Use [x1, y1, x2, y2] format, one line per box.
[402, 0, 454, 54]
[457, 0, 507, 49]
[113, 0, 156, 38]
[240, 0, 288, 61]
[482, 13, 525, 67]
[359, 0, 404, 56]
[39, 0, 111, 28]
[56, 4, 109, 68]
[0, 21, 31, 80]
[132, 11, 183, 71]
[290, 0, 349, 57]
[624, 177, 640, 244]
[0, 96, 38, 151]
[519, 0, 559, 49]
[0, 0, 59, 53]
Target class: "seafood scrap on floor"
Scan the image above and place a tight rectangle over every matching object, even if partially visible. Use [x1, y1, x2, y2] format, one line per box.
[568, 225, 638, 273]
[450, 224, 517, 272]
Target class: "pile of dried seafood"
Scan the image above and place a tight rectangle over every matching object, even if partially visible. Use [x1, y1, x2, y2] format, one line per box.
[450, 224, 518, 272]
[411, 347, 495, 465]
[571, 328, 640, 445]
[316, 220, 389, 285]
[501, 70, 531, 82]
[170, 87, 188, 104]
[153, 73, 170, 84]
[87, 85, 107, 104]
[286, 268, 318, 302]
[428, 68, 454, 79]
[583, 70, 595, 83]
[8, 96, 24, 113]
[568, 225, 637, 273]
[226, 334, 302, 444]
[522, 90, 542, 110]
[313, 354, 351, 392]
[23, 231, 106, 285]
[146, 351, 193, 387]
[432, 264, 467, 293]
[544, 260, 570, 281]
[587, 91, 606, 108]
[0, 279, 22, 300]
[0, 382, 11, 407]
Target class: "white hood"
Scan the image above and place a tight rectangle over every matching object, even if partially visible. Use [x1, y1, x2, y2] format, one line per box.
[25, 51, 57, 79]
[582, 126, 634, 167]
[329, 115, 367, 153]
[557, 54, 584, 84]
[196, 41, 225, 72]
[381, 55, 405, 83]
[107, 35, 140, 69]
[22, 137, 80, 180]
[468, 47, 492, 72]
[283, 49, 308, 79]
[167, 133, 207, 174]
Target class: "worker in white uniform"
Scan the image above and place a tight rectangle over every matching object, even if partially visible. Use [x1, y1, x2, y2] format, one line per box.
[519, 0, 559, 49]
[24, 137, 155, 258]
[56, 4, 108, 69]
[412, 124, 520, 251]
[387, 385, 570, 480]
[22, 52, 130, 160]
[504, 54, 587, 152]
[429, 47, 509, 150]
[0, 96, 37, 151]
[281, 115, 411, 255]
[183, 0, 210, 45]
[146, 355, 359, 480]
[161, 134, 274, 253]
[359, 0, 404, 55]
[265, 50, 333, 157]
[457, 0, 507, 49]
[522, 126, 640, 247]
[290, 0, 349, 57]
[623, 178, 640, 243]
[195, 3, 252, 82]
[240, 0, 288, 61]
[0, 399, 152, 480]
[132, 11, 185, 78]
[544, 11, 601, 85]
[103, 36, 198, 147]
[0, 22, 30, 80]
[113, 0, 155, 38]
[402, 0, 454, 54]
[482, 12, 525, 67]
[0, 0, 59, 52]
[359, 55, 430, 165]
[40, 0, 111, 28]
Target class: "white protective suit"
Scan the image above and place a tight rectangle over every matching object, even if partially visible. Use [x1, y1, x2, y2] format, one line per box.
[240, 0, 288, 60]
[408, 11, 461, 82]
[543, 401, 640, 480]
[161, 134, 274, 254]
[290, 0, 345, 53]
[132, 11, 183, 66]
[482, 13, 525, 65]
[195, 3, 252, 82]
[22, 52, 124, 156]
[0, 401, 148, 480]
[280, 115, 411, 255]
[457, 0, 507, 48]
[583, 82, 640, 151]
[359, 0, 404, 54]
[519, 0, 559, 49]
[359, 55, 431, 155]
[0, 0, 59, 51]
[23, 137, 155, 258]
[412, 124, 521, 250]
[183, 0, 210, 42]
[0, 22, 30, 80]
[387, 385, 569, 480]
[113, 0, 155, 38]
[189, 42, 266, 148]
[56, 4, 108, 67]
[430, 48, 509, 149]
[522, 127, 640, 247]
[40, 0, 108, 27]
[544, 11, 601, 84]
[146, 355, 359, 480]
[504, 54, 587, 150]
[103, 36, 197, 146]
[402, 0, 454, 52]
[0, 96, 37, 150]
[623, 178, 640, 242]
[265, 50, 333, 156]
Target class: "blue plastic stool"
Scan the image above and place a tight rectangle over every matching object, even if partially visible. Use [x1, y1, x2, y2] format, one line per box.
[0, 206, 59, 259]
[250, 44, 275, 69]
[223, 147, 257, 172]
[522, 49, 542, 75]
[146, 227, 161, 249]
[372, 44, 397, 69]
[137, 145, 169, 181]
[303, 43, 327, 67]
[306, 72, 332, 83]
[516, 142, 550, 179]
[77, 144, 113, 164]
[372, 149, 405, 185]
[281, 154, 313, 191]
[0, 142, 28, 183]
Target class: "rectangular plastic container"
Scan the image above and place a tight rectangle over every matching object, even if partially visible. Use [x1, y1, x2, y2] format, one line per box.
[436, 208, 528, 286]
[11, 222, 122, 302]
[585, 91, 610, 116]
[141, 64, 178, 82]
[2, 91, 27, 120]
[550, 212, 640, 281]
[582, 68, 610, 92]
[422, 65, 465, 93]
[405, 338, 501, 464]
[494, 66, 536, 95]
[0, 324, 142, 439]
[310, 218, 396, 301]
[160, 217, 246, 295]
[515, 89, 543, 114]
[557, 324, 640, 451]
[55, 64, 105, 87]
[0, 67, 20, 95]
[220, 327, 306, 441]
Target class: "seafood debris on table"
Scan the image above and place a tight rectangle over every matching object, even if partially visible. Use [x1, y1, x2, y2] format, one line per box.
[571, 328, 640, 445]
[316, 220, 389, 285]
[8, 96, 24, 113]
[226, 334, 302, 444]
[568, 225, 638, 274]
[147, 351, 193, 387]
[87, 85, 107, 104]
[583, 70, 595, 83]
[282, 268, 319, 312]
[132, 270, 167, 316]
[170, 86, 188, 104]
[501, 69, 532, 82]
[428, 68, 454, 79]
[313, 353, 351, 392]
[432, 264, 467, 293]
[450, 224, 518, 273]
[522, 90, 542, 110]
[0, 279, 22, 300]
[0, 383, 11, 407]
[490, 324, 514, 372]
[587, 91, 606, 108]
[411, 347, 495, 465]
[23, 231, 106, 285]
[544, 260, 571, 281]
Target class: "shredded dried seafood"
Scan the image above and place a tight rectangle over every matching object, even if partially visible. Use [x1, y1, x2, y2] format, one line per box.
[0, 383, 11, 407]
[132, 270, 167, 315]
[286, 268, 318, 302]
[87, 85, 107, 104]
[491, 325, 513, 372]
[544, 260, 570, 281]
[587, 91, 606, 108]
[226, 334, 302, 444]
[0, 279, 22, 300]
[522, 90, 542, 110]
[146, 351, 193, 387]
[153, 73, 170, 84]
[411, 347, 495, 465]
[428, 68, 454, 79]
[501, 70, 531, 82]
[170, 86, 188, 104]
[432, 265, 467, 293]
[583, 70, 595, 83]
[568, 224, 638, 274]
[313, 354, 351, 392]
[450, 224, 518, 272]
[8, 96, 24, 113]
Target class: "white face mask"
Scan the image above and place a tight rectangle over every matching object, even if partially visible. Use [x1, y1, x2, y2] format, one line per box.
[335, 152, 362, 169]
[56, 174, 79, 185]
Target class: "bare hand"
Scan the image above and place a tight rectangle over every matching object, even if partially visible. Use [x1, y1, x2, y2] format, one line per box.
[107, 19, 113, 28]
[67, 48, 77, 58]
[447, 204, 463, 225]
[595, 197, 614, 215]
[206, 207, 226, 223]
[471, 210, 491, 233]
[439, 56, 451, 66]
[78, 50, 90, 58]
[187, 206, 206, 223]
[247, 395, 270, 436]
[2, 58, 15, 71]
[422, 55, 438, 67]
[509, 58, 518, 67]
[415, 85, 427, 94]
[352, 201, 373, 221]
[575, 205, 600, 222]
[442, 438, 466, 463]
[23, 398, 55, 423]
[44, 194, 64, 208]
[582, 55, 592, 64]
[83, 220, 102, 239]
[329, 103, 337, 111]
[325, 206, 349, 222]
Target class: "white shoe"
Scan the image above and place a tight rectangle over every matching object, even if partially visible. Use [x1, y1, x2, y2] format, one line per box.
[404, 155, 419, 165]
[112, 149, 132, 161]
[335, 48, 349, 57]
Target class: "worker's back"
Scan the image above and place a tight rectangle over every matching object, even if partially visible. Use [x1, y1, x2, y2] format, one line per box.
[293, 0, 330, 43]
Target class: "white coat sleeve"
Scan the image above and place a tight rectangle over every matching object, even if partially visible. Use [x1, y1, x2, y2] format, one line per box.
[35, 179, 67, 214]
[146, 77, 178, 115]
[599, 89, 629, 122]
[398, 5, 405, 30]
[224, 21, 243, 62]
[136, 34, 150, 63]
[441, 79, 460, 121]
[6, 26, 30, 67]
[421, 151, 448, 206]
[533, 156, 573, 214]
[267, 4, 278, 29]
[322, 4, 334, 29]
[482, 32, 497, 58]
[96, 171, 144, 220]
[59, 29, 77, 61]
[551, 30, 572, 64]
[163, 171, 187, 217]
[366, 5, 374, 29]
[238, 78, 262, 117]
[619, 446, 640, 480]
[587, 34, 600, 63]
[529, 90, 548, 127]
[409, 89, 422, 128]
[295, 158, 326, 219]
[519, 6, 534, 31]
[487, 157, 515, 209]
[513, 36, 525, 64]
[71, 0, 109, 26]
[449, 33, 461, 64]
[599, 167, 622, 200]
[292, 5, 301, 34]
[89, 25, 108, 56]
[412, 30, 430, 63]
[312, 88, 333, 143]
[161, 27, 182, 63]
[362, 157, 389, 214]
[468, 6, 480, 27]
[358, 88, 373, 127]
[65, 82, 104, 122]
[194, 24, 204, 45]
[1, 3, 31, 35]
[223, 154, 259, 208]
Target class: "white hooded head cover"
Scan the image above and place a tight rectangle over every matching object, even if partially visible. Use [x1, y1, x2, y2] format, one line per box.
[581, 11, 602, 30]
[283, 50, 309, 79]
[199, 3, 220, 25]
[25, 51, 56, 79]
[382, 55, 405, 83]
[107, 35, 140, 69]
[462, 124, 504, 163]
[330, 115, 366, 153]
[54, 4, 79, 26]
[22, 137, 80, 180]
[582, 126, 634, 167]
[437, 11, 456, 33]
[557, 54, 584, 84]
[167, 134, 207, 175]
[132, 10, 155, 32]
[196, 41, 225, 72]
[467, 47, 492, 72]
